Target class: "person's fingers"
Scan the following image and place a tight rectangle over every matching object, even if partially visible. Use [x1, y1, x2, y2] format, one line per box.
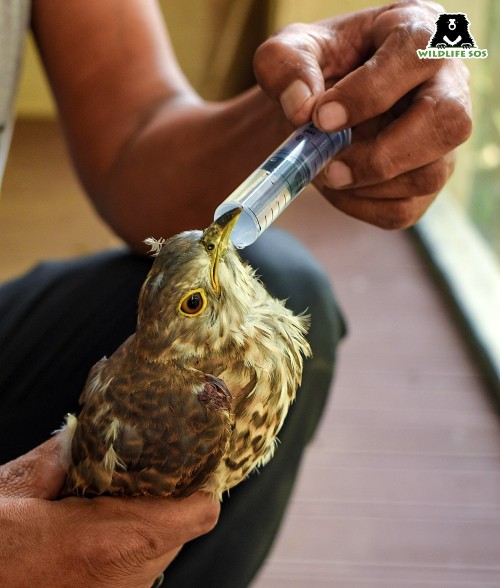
[42, 492, 219, 586]
[254, 1, 448, 129]
[323, 153, 455, 199]
[318, 149, 456, 229]
[253, 8, 388, 125]
[64, 491, 220, 558]
[0, 437, 66, 500]
[312, 1, 445, 131]
[254, 22, 328, 125]
[0, 440, 220, 583]
[323, 191, 436, 230]
[0, 491, 218, 588]
[321, 62, 471, 191]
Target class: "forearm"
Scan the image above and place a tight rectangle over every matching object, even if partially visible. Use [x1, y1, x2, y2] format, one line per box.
[31, 0, 290, 249]
[94, 88, 289, 250]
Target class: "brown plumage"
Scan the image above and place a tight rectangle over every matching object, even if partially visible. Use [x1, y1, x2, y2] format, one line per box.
[59, 209, 311, 500]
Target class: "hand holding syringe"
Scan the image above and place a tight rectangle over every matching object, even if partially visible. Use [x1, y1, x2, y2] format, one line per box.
[214, 123, 351, 248]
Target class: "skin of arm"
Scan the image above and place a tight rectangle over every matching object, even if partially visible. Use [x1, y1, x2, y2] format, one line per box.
[31, 0, 290, 249]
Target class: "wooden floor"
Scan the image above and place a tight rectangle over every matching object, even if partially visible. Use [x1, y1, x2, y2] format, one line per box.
[2, 121, 499, 587]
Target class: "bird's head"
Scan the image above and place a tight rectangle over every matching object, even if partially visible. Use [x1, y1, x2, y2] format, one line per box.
[136, 207, 259, 361]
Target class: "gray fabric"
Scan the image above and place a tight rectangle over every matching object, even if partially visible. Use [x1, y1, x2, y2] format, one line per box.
[0, 0, 30, 188]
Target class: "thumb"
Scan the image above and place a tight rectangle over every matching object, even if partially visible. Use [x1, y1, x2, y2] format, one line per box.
[0, 437, 66, 500]
[253, 23, 327, 126]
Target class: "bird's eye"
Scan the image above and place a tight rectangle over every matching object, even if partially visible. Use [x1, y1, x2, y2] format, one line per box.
[178, 288, 207, 317]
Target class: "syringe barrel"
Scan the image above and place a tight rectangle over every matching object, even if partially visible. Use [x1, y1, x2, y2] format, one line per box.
[214, 123, 351, 248]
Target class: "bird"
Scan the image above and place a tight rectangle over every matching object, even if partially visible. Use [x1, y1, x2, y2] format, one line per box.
[59, 207, 311, 501]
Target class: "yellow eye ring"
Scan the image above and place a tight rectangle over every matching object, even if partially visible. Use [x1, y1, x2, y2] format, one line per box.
[178, 288, 207, 317]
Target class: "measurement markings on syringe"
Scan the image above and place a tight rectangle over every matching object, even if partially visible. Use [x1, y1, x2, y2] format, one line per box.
[265, 188, 290, 228]
[213, 124, 351, 248]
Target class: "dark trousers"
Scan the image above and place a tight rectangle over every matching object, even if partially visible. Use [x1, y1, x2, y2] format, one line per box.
[0, 228, 345, 587]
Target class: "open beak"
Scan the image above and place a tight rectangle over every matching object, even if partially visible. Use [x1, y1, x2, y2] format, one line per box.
[201, 206, 242, 294]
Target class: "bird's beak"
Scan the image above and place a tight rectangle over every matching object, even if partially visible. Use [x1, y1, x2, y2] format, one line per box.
[201, 206, 242, 294]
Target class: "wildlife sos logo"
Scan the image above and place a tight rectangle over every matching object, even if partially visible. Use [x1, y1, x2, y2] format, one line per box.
[417, 13, 488, 59]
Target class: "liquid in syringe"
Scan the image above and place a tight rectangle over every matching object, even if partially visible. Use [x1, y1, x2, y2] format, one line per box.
[214, 122, 351, 248]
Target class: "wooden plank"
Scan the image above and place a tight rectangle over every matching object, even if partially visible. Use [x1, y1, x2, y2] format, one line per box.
[254, 184, 499, 586]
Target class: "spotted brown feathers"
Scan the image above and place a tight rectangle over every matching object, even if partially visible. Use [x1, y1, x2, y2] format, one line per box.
[60, 220, 311, 500]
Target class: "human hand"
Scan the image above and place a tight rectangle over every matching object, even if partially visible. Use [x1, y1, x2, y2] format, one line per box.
[0, 438, 219, 587]
[254, 0, 472, 229]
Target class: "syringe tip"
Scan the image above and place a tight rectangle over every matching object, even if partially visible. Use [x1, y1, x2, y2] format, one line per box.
[214, 205, 243, 228]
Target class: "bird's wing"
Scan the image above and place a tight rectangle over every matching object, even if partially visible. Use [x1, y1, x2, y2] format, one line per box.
[171, 374, 233, 498]
[65, 363, 232, 498]
[78, 358, 108, 405]
[78, 335, 136, 405]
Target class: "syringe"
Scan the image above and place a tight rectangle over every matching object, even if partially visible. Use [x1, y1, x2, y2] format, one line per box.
[213, 122, 351, 248]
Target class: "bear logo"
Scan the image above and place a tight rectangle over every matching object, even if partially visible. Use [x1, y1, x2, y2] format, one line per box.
[427, 13, 476, 49]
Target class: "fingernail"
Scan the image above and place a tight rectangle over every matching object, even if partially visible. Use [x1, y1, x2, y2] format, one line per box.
[325, 161, 353, 188]
[280, 80, 312, 120]
[317, 101, 348, 131]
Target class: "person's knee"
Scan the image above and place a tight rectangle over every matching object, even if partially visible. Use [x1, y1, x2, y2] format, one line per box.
[288, 259, 346, 357]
